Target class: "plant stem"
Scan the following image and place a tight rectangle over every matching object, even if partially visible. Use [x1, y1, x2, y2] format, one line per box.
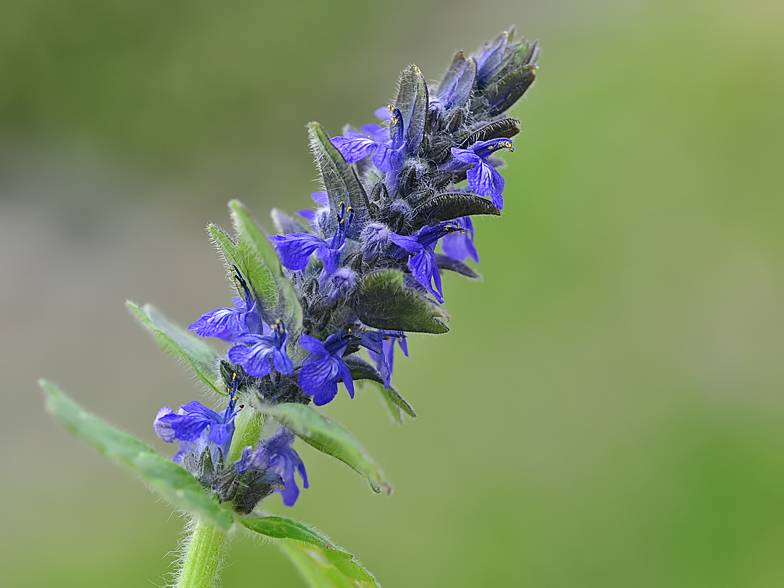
[178, 518, 227, 588]
[176, 405, 264, 588]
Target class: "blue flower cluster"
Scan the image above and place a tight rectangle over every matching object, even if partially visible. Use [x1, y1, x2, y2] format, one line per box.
[154, 376, 308, 512]
[154, 29, 538, 513]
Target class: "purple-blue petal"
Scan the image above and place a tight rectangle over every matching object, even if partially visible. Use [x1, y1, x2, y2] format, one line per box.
[189, 298, 250, 341]
[153, 407, 177, 442]
[338, 360, 355, 398]
[235, 446, 271, 474]
[269, 233, 326, 271]
[450, 147, 481, 166]
[310, 191, 329, 207]
[408, 248, 443, 303]
[298, 357, 342, 406]
[298, 334, 328, 356]
[331, 134, 377, 163]
[272, 348, 294, 374]
[360, 123, 388, 144]
[389, 233, 425, 255]
[441, 231, 479, 263]
[228, 342, 273, 378]
[315, 243, 341, 275]
[467, 162, 505, 209]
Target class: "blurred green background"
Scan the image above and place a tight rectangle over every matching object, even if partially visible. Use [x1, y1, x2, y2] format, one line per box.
[2, 0, 783, 586]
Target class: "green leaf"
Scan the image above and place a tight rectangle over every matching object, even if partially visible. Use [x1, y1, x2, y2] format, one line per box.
[239, 514, 335, 549]
[228, 200, 280, 308]
[40, 380, 233, 530]
[241, 515, 380, 587]
[278, 541, 379, 588]
[228, 200, 303, 333]
[127, 301, 223, 396]
[308, 122, 367, 236]
[458, 117, 521, 146]
[410, 192, 501, 225]
[348, 270, 450, 334]
[253, 401, 392, 494]
[344, 356, 416, 424]
[370, 381, 416, 425]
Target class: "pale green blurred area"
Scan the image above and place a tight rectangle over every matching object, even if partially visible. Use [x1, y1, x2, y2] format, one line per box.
[2, 0, 783, 586]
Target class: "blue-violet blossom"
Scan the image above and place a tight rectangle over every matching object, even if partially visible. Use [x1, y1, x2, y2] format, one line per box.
[449, 138, 514, 209]
[270, 202, 354, 275]
[389, 222, 465, 303]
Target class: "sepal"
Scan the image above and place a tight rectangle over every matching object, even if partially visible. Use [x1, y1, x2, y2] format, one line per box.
[458, 117, 521, 146]
[436, 51, 477, 110]
[394, 65, 428, 154]
[483, 64, 537, 116]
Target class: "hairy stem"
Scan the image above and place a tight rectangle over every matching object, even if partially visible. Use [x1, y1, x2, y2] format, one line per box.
[176, 405, 263, 588]
[178, 519, 227, 588]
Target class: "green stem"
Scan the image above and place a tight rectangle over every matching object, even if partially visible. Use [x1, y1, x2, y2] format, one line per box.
[176, 404, 264, 588]
[178, 518, 227, 588]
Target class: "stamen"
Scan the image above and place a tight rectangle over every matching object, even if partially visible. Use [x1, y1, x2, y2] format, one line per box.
[226, 372, 241, 414]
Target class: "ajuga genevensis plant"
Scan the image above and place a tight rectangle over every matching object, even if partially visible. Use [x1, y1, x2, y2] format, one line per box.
[41, 29, 540, 588]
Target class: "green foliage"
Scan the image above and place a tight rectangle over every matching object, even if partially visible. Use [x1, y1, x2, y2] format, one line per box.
[126, 302, 223, 396]
[278, 542, 378, 588]
[410, 192, 501, 225]
[254, 401, 392, 494]
[40, 380, 233, 530]
[243, 512, 381, 585]
[228, 200, 304, 334]
[209, 222, 279, 312]
[348, 270, 450, 334]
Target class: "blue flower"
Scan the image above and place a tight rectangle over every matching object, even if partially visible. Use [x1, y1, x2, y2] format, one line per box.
[296, 191, 330, 230]
[227, 318, 294, 378]
[361, 223, 390, 261]
[367, 330, 408, 388]
[297, 332, 355, 406]
[449, 139, 514, 209]
[322, 267, 356, 303]
[154, 396, 240, 462]
[155, 376, 309, 508]
[440, 216, 479, 263]
[269, 202, 354, 274]
[189, 296, 252, 342]
[189, 267, 265, 342]
[260, 427, 309, 507]
[331, 106, 404, 173]
[235, 427, 308, 507]
[389, 222, 464, 303]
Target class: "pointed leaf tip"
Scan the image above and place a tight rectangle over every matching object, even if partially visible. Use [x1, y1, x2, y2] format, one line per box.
[254, 400, 393, 494]
[126, 301, 223, 396]
[39, 380, 233, 530]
